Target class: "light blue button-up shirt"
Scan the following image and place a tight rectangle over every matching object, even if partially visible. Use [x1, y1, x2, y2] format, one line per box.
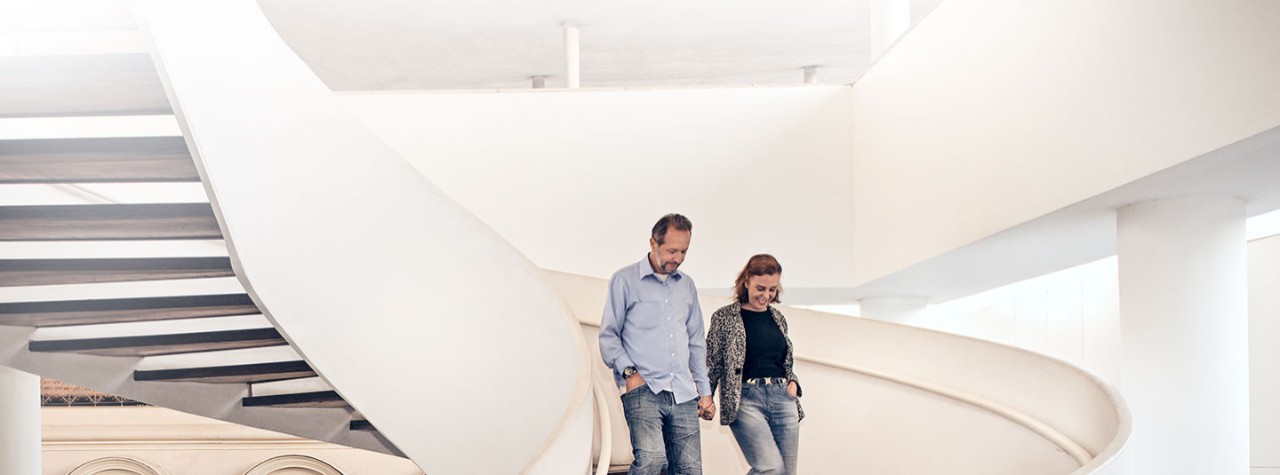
[599, 256, 711, 404]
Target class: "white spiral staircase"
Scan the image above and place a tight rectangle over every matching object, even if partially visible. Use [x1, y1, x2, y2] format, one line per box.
[0, 1, 1131, 473]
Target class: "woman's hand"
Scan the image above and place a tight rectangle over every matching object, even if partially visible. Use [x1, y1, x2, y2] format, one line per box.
[787, 381, 799, 398]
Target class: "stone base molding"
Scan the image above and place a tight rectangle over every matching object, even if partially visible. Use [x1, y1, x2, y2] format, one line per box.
[67, 456, 169, 475]
[244, 455, 344, 475]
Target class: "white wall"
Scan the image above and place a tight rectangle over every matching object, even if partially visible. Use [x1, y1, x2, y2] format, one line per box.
[1251, 234, 1280, 475]
[341, 86, 857, 289]
[812, 257, 1123, 383]
[850, 0, 1280, 284]
[910, 257, 1122, 386]
[825, 233, 1280, 473]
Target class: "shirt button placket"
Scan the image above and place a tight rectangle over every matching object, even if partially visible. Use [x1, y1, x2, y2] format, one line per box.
[665, 285, 671, 320]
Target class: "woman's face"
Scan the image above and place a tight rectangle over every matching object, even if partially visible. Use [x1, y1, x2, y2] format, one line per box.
[744, 273, 781, 310]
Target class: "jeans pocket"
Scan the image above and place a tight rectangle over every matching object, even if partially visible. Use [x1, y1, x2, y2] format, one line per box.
[622, 384, 648, 398]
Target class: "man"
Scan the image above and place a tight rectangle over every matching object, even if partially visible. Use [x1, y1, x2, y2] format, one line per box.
[599, 213, 715, 475]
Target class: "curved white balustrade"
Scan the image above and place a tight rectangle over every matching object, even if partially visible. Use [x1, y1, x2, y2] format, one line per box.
[585, 324, 635, 471]
[792, 355, 1095, 467]
[524, 296, 594, 475]
[524, 377, 594, 475]
[591, 373, 615, 475]
[547, 270, 1131, 474]
[131, 0, 591, 472]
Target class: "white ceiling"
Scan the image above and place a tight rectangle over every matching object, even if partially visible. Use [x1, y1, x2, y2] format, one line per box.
[256, 0, 941, 91]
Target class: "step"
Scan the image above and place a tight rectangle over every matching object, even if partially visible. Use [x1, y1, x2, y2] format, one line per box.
[0, 54, 171, 118]
[0, 136, 197, 184]
[0, 257, 234, 286]
[249, 376, 331, 397]
[0, 293, 258, 327]
[29, 327, 285, 357]
[242, 390, 346, 409]
[350, 419, 375, 431]
[133, 360, 314, 384]
[0, 203, 221, 241]
[133, 345, 302, 373]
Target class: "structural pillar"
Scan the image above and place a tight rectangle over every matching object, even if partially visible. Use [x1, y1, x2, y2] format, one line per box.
[859, 295, 928, 323]
[563, 23, 580, 89]
[1117, 195, 1248, 473]
[802, 66, 818, 84]
[0, 365, 41, 474]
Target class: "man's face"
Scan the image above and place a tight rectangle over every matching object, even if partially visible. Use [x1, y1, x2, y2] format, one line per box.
[649, 228, 691, 275]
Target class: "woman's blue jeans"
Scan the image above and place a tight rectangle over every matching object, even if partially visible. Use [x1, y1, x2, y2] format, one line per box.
[729, 381, 800, 474]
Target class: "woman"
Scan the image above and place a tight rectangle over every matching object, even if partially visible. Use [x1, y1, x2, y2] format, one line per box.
[706, 254, 804, 474]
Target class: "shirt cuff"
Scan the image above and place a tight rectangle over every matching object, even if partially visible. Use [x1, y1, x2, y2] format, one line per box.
[614, 356, 636, 376]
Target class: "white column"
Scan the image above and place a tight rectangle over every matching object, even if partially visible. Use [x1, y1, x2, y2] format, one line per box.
[563, 23, 580, 89]
[1117, 195, 1248, 474]
[859, 295, 928, 323]
[802, 66, 818, 84]
[0, 366, 41, 474]
[870, 0, 910, 58]
[1250, 234, 1280, 469]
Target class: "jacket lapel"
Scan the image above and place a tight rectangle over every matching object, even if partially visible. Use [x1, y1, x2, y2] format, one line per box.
[729, 302, 747, 370]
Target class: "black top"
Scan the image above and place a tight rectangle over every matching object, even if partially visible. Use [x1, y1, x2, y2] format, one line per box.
[741, 307, 787, 380]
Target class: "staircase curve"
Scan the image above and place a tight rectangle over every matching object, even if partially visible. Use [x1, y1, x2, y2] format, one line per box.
[0, 0, 594, 473]
[547, 271, 1134, 475]
[0, 1, 1133, 474]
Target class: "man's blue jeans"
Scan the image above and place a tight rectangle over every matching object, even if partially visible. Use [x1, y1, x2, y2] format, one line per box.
[621, 384, 703, 475]
[729, 381, 800, 475]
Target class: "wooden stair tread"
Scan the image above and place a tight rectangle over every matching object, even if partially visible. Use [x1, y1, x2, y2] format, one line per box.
[242, 390, 346, 409]
[0, 257, 234, 286]
[0, 136, 197, 184]
[29, 327, 285, 357]
[0, 203, 221, 241]
[134, 360, 314, 384]
[349, 419, 375, 431]
[0, 293, 258, 327]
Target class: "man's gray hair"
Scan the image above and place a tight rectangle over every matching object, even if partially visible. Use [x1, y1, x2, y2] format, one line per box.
[651, 213, 693, 245]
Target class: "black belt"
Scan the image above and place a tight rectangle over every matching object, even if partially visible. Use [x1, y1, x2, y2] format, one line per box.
[743, 377, 789, 385]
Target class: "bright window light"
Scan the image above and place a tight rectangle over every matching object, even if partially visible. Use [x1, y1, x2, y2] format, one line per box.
[1248, 209, 1280, 241]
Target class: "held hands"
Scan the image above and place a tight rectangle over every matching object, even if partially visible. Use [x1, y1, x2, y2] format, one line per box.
[626, 372, 716, 420]
[698, 396, 715, 421]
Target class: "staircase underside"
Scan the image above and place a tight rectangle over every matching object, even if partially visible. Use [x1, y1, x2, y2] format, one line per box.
[0, 45, 396, 457]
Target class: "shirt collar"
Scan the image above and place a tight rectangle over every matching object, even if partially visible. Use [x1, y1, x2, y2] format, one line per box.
[635, 255, 682, 281]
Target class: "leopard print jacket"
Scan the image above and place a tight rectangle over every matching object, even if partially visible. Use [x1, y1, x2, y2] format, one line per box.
[706, 301, 804, 425]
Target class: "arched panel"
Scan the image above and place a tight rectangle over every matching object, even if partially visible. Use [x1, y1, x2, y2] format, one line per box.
[68, 457, 168, 475]
[243, 455, 343, 475]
